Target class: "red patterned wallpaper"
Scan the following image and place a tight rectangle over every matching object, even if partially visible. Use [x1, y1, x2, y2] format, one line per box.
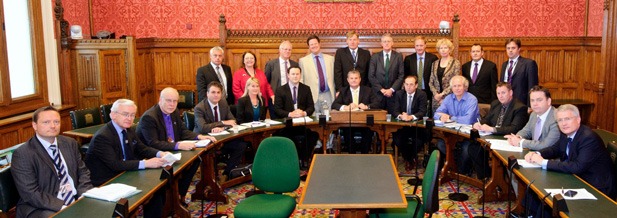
[61, 0, 604, 39]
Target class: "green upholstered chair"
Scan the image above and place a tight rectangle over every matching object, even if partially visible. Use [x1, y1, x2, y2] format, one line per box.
[233, 137, 300, 218]
[182, 111, 195, 131]
[369, 150, 441, 218]
[177, 90, 195, 110]
[70, 107, 103, 156]
[100, 104, 113, 123]
[607, 142, 617, 185]
[0, 168, 19, 218]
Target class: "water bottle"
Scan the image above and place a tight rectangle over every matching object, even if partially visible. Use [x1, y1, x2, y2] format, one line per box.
[322, 100, 330, 120]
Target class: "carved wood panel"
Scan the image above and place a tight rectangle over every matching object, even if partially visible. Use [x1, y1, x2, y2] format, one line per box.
[75, 50, 101, 109]
[99, 50, 127, 104]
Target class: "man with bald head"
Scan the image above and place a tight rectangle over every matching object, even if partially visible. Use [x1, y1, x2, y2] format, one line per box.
[265, 41, 300, 118]
[137, 87, 217, 202]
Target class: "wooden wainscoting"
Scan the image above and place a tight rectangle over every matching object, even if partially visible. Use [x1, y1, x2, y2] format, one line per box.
[0, 105, 74, 150]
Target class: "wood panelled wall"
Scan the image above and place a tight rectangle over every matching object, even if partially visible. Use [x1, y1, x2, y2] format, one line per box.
[0, 107, 73, 149]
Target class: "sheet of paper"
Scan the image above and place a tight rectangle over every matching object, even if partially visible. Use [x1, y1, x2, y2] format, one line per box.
[292, 116, 314, 123]
[240, 121, 266, 128]
[83, 183, 142, 202]
[265, 120, 282, 125]
[487, 139, 523, 152]
[209, 131, 230, 136]
[544, 188, 597, 200]
[194, 139, 212, 148]
[162, 153, 181, 167]
[517, 159, 541, 168]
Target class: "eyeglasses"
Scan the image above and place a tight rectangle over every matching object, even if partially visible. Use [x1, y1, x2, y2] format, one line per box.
[557, 116, 577, 123]
[114, 111, 136, 119]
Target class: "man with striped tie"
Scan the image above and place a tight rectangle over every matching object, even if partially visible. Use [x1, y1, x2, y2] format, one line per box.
[11, 106, 93, 217]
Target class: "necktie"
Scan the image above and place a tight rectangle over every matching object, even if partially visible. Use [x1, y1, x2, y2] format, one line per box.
[163, 114, 175, 143]
[315, 56, 326, 92]
[533, 117, 542, 141]
[352, 50, 357, 68]
[283, 61, 289, 85]
[472, 62, 479, 83]
[565, 138, 573, 161]
[213, 106, 219, 122]
[507, 60, 514, 84]
[121, 130, 133, 160]
[215, 66, 227, 97]
[293, 86, 297, 104]
[418, 57, 424, 89]
[384, 53, 390, 86]
[407, 95, 413, 114]
[495, 105, 507, 127]
[352, 89, 359, 105]
[50, 145, 75, 205]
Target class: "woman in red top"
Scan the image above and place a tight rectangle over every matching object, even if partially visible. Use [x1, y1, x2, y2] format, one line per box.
[232, 51, 275, 105]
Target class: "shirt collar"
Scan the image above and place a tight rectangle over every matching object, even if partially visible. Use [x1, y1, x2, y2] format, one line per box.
[509, 56, 520, 62]
[36, 134, 57, 150]
[278, 57, 288, 63]
[111, 120, 125, 136]
[473, 58, 484, 65]
[568, 130, 578, 139]
[210, 62, 221, 69]
[208, 100, 219, 108]
[417, 53, 425, 59]
[311, 53, 323, 59]
[537, 107, 552, 121]
[350, 86, 360, 92]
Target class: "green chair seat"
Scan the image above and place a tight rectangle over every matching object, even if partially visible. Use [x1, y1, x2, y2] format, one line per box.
[233, 194, 297, 218]
[369, 198, 423, 218]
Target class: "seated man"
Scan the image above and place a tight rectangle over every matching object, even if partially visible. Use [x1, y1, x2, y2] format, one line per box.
[11, 106, 93, 217]
[86, 99, 170, 217]
[193, 81, 248, 181]
[137, 87, 217, 203]
[433, 75, 480, 175]
[331, 70, 381, 154]
[392, 75, 427, 169]
[524, 104, 617, 216]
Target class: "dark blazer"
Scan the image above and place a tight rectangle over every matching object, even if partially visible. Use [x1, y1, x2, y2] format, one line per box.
[403, 52, 438, 94]
[481, 99, 528, 135]
[540, 125, 617, 199]
[369, 50, 405, 93]
[392, 90, 428, 119]
[334, 47, 371, 91]
[331, 86, 380, 110]
[264, 58, 299, 88]
[85, 122, 160, 186]
[236, 95, 267, 123]
[274, 83, 315, 118]
[196, 63, 234, 104]
[193, 99, 235, 134]
[462, 59, 498, 104]
[11, 136, 93, 217]
[500, 56, 538, 106]
[136, 104, 199, 151]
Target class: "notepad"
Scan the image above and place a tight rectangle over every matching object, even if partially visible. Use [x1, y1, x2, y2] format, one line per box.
[83, 183, 142, 202]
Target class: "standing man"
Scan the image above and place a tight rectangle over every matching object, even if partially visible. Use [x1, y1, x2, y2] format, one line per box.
[299, 35, 335, 115]
[136, 87, 217, 203]
[334, 31, 372, 94]
[265, 41, 299, 119]
[404, 36, 438, 114]
[392, 75, 428, 169]
[500, 38, 538, 106]
[369, 33, 405, 114]
[462, 44, 498, 105]
[11, 106, 93, 217]
[197, 46, 234, 104]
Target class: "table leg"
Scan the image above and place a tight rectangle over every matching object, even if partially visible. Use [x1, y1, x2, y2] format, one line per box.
[167, 172, 190, 218]
[192, 152, 227, 203]
[481, 151, 510, 203]
[439, 132, 458, 184]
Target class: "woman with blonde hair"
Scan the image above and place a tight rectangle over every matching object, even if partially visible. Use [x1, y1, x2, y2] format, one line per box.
[236, 77, 267, 123]
[429, 38, 461, 112]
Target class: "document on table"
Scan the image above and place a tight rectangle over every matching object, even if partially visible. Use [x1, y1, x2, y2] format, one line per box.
[162, 153, 181, 167]
[265, 119, 282, 125]
[487, 139, 523, 152]
[241, 121, 266, 128]
[292, 116, 314, 123]
[181, 139, 212, 148]
[544, 188, 597, 200]
[209, 131, 230, 136]
[83, 183, 142, 202]
[517, 159, 541, 168]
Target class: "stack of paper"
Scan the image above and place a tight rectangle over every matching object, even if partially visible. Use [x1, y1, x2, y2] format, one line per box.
[487, 139, 523, 152]
[292, 117, 314, 123]
[83, 183, 141, 202]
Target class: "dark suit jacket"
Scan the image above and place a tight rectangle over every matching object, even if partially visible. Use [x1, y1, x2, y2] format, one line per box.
[196, 63, 234, 104]
[540, 125, 617, 199]
[274, 83, 315, 118]
[369, 50, 405, 94]
[193, 99, 235, 134]
[403, 52, 438, 94]
[331, 86, 380, 110]
[481, 99, 528, 135]
[500, 56, 538, 106]
[392, 90, 428, 119]
[236, 95, 267, 123]
[136, 104, 199, 151]
[334, 47, 371, 91]
[264, 58, 299, 88]
[462, 59, 498, 104]
[85, 122, 160, 186]
[12, 136, 93, 217]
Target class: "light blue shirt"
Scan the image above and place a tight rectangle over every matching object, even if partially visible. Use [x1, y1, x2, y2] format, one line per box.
[434, 92, 480, 125]
[112, 121, 162, 169]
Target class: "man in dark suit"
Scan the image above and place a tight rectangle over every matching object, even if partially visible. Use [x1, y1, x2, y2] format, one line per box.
[196, 46, 234, 104]
[500, 38, 538, 106]
[136, 87, 218, 203]
[86, 99, 169, 217]
[11, 106, 93, 217]
[392, 75, 427, 168]
[331, 70, 380, 154]
[524, 104, 617, 216]
[369, 33, 405, 114]
[404, 36, 438, 115]
[334, 31, 371, 94]
[193, 82, 247, 180]
[462, 44, 498, 104]
[265, 41, 299, 119]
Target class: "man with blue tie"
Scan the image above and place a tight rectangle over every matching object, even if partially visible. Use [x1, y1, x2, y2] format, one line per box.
[392, 75, 428, 169]
[500, 38, 538, 106]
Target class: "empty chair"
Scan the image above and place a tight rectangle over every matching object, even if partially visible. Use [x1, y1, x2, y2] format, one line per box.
[183, 111, 195, 131]
[177, 90, 196, 110]
[100, 104, 113, 123]
[0, 168, 20, 218]
[70, 107, 103, 156]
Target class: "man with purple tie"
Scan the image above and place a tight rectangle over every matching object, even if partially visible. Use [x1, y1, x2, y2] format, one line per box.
[462, 44, 498, 105]
[299, 35, 335, 115]
[500, 38, 538, 106]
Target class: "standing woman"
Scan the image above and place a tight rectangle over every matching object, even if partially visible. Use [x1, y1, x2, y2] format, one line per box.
[232, 51, 275, 105]
[236, 77, 267, 123]
[429, 38, 461, 112]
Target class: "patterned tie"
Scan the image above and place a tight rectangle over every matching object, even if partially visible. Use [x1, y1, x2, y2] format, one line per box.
[215, 66, 227, 97]
[384, 53, 390, 86]
[121, 130, 133, 160]
[565, 138, 573, 161]
[418, 57, 424, 89]
[472, 62, 479, 84]
[495, 105, 507, 128]
[407, 95, 413, 114]
[283, 61, 289, 85]
[533, 117, 542, 141]
[315, 56, 326, 92]
[352, 50, 357, 68]
[49, 145, 75, 205]
[293, 86, 297, 104]
[507, 60, 514, 84]
[213, 106, 219, 122]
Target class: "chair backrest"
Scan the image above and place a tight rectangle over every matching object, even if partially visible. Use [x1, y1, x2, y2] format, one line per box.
[183, 111, 195, 131]
[607, 142, 617, 174]
[421, 150, 440, 214]
[253, 137, 300, 193]
[100, 104, 113, 123]
[0, 168, 20, 215]
[70, 107, 103, 129]
[177, 90, 195, 109]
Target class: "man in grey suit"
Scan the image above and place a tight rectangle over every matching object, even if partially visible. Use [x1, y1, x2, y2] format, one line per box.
[11, 106, 93, 217]
[505, 86, 560, 150]
[265, 41, 299, 118]
[369, 33, 405, 114]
